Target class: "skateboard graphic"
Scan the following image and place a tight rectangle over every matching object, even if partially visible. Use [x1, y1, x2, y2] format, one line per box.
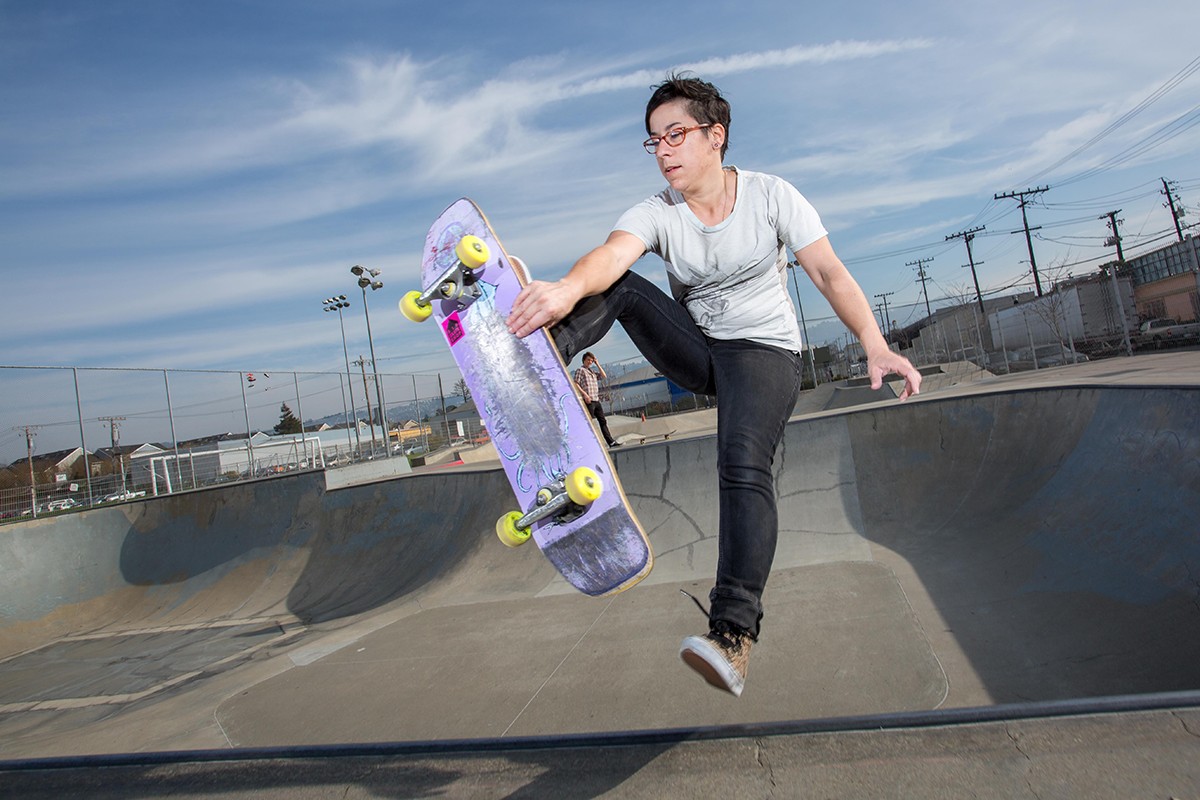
[400, 198, 653, 596]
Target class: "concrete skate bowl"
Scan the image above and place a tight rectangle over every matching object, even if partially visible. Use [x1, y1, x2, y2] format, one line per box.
[0, 382, 1198, 758]
[0, 466, 554, 662]
[616, 382, 1200, 710]
[831, 384, 1200, 704]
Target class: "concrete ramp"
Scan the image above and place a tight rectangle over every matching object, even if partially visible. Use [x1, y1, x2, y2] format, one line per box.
[1, 377, 1198, 774]
[822, 379, 898, 409]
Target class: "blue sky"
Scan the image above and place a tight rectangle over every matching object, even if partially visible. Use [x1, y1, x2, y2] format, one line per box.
[2, 1, 1198, 459]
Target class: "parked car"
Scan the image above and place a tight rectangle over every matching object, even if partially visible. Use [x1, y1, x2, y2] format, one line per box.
[1014, 344, 1090, 369]
[949, 347, 990, 368]
[45, 498, 80, 512]
[987, 350, 1028, 373]
[101, 490, 146, 503]
[1134, 317, 1200, 349]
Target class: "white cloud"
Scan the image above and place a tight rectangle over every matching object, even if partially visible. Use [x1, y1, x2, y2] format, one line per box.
[562, 39, 936, 97]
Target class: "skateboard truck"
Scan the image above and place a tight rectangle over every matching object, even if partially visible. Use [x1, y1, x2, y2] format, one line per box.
[496, 466, 603, 548]
[400, 235, 490, 322]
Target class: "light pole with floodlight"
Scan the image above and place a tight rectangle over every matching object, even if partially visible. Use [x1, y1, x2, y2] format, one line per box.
[350, 265, 391, 457]
[323, 295, 362, 454]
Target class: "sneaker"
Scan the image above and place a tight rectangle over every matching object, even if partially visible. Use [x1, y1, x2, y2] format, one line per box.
[679, 619, 756, 697]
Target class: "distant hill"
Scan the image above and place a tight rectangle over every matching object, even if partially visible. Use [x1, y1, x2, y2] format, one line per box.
[305, 395, 466, 430]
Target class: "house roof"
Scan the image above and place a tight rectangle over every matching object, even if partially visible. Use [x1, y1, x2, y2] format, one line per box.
[5, 446, 85, 473]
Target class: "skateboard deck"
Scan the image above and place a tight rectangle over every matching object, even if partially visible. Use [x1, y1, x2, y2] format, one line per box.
[402, 198, 652, 596]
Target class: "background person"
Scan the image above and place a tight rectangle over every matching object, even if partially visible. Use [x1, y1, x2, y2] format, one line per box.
[574, 351, 620, 448]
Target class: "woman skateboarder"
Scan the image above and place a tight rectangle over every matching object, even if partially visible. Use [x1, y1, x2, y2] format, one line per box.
[508, 73, 920, 696]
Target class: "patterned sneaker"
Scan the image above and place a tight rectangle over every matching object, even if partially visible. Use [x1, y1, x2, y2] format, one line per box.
[679, 619, 756, 697]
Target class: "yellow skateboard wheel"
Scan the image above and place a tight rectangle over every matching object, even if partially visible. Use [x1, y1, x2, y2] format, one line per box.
[565, 466, 602, 506]
[399, 290, 432, 322]
[456, 235, 489, 269]
[496, 511, 530, 547]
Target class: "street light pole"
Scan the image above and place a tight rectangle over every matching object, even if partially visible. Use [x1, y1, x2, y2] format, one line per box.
[786, 261, 819, 387]
[351, 265, 391, 457]
[323, 296, 362, 454]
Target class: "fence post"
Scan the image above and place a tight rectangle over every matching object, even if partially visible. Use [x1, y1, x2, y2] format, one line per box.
[240, 372, 255, 476]
[72, 368, 94, 505]
[338, 372, 354, 454]
[163, 370, 185, 489]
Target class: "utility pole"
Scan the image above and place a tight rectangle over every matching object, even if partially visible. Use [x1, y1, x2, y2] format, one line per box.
[99, 416, 127, 493]
[910, 256, 945, 361]
[98, 416, 125, 448]
[995, 186, 1048, 296]
[1101, 210, 1134, 358]
[15, 425, 40, 517]
[1102, 210, 1126, 263]
[1161, 178, 1186, 242]
[437, 373, 451, 443]
[1160, 177, 1200, 273]
[907, 258, 935, 322]
[873, 291, 895, 338]
[353, 356, 377, 456]
[946, 226, 987, 316]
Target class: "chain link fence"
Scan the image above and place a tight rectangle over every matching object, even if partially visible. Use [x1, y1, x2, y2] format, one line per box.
[0, 365, 490, 521]
[7, 289, 1182, 521]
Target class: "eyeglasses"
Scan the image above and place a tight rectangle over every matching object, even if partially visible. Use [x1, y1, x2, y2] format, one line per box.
[642, 124, 713, 154]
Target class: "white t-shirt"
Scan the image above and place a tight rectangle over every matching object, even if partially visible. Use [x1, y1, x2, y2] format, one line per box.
[613, 168, 827, 352]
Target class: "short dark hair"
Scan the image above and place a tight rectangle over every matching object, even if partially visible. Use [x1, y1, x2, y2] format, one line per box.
[645, 72, 731, 159]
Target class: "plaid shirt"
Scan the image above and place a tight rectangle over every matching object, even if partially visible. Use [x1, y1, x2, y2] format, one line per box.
[574, 366, 600, 402]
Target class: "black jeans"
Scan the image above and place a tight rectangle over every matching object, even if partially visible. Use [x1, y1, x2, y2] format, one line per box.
[553, 271, 801, 635]
[586, 400, 617, 446]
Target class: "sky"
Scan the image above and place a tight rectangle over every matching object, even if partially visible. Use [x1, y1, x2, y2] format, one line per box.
[1, 0, 1198, 461]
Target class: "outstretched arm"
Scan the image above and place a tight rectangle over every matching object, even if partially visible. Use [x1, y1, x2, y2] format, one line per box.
[795, 236, 922, 400]
[507, 231, 646, 338]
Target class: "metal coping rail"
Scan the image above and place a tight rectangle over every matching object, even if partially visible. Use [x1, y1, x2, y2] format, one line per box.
[2, 689, 1198, 772]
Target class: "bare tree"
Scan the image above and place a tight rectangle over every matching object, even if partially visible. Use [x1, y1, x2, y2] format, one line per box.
[1017, 256, 1076, 361]
[453, 378, 471, 404]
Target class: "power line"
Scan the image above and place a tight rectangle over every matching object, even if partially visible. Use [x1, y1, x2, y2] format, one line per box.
[1019, 55, 1200, 187]
[1052, 101, 1200, 189]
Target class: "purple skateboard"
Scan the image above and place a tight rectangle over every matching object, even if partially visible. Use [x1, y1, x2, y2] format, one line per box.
[401, 198, 652, 596]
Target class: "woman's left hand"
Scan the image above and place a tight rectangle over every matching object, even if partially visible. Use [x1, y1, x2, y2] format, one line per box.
[868, 349, 922, 401]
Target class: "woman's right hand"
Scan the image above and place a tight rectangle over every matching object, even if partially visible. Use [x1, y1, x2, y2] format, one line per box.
[507, 232, 644, 338]
[507, 278, 582, 338]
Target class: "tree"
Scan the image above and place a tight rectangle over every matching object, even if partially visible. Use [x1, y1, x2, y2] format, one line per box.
[453, 378, 471, 404]
[274, 403, 303, 435]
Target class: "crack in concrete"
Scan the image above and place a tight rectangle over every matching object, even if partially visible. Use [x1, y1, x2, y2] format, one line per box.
[778, 478, 856, 501]
[1180, 557, 1200, 615]
[1004, 725, 1044, 799]
[754, 738, 777, 791]
[1173, 709, 1200, 739]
